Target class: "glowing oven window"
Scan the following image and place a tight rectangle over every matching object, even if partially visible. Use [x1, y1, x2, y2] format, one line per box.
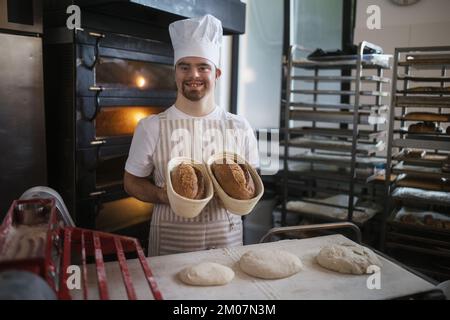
[95, 106, 165, 137]
[96, 58, 176, 90]
[95, 197, 154, 233]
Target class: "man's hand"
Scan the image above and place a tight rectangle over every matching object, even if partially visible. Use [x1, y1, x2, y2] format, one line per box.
[158, 185, 170, 205]
[124, 171, 170, 205]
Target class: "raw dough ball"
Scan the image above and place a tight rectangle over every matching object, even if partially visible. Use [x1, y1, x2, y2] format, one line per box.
[178, 262, 234, 286]
[239, 250, 303, 279]
[316, 244, 382, 275]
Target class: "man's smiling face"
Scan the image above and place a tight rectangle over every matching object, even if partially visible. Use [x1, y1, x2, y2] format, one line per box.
[175, 57, 221, 102]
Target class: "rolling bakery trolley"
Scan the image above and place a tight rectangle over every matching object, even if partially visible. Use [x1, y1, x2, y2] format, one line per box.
[0, 188, 162, 300]
[383, 46, 450, 281]
[278, 41, 391, 245]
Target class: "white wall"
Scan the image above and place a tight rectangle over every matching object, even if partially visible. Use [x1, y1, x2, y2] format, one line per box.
[237, 0, 284, 129]
[355, 0, 450, 53]
[215, 35, 232, 112]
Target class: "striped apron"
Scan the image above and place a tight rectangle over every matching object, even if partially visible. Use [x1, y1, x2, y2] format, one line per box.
[147, 110, 243, 256]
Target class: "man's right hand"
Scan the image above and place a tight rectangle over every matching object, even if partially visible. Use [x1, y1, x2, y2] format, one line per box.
[124, 171, 170, 205]
[158, 185, 170, 205]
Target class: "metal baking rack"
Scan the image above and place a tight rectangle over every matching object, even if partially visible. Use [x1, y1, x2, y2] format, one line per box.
[279, 41, 391, 232]
[382, 46, 450, 282]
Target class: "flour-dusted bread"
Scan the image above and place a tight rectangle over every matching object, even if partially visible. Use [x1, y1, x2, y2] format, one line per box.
[211, 160, 256, 200]
[316, 244, 382, 275]
[171, 163, 205, 200]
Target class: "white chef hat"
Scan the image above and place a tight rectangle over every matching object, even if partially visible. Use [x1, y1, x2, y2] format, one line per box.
[169, 14, 223, 68]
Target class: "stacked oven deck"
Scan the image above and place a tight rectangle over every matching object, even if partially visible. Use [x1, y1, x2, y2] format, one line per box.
[44, 29, 176, 247]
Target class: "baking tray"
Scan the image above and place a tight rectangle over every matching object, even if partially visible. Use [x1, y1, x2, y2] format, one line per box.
[71, 234, 437, 300]
[396, 176, 450, 192]
[287, 167, 373, 183]
[289, 127, 386, 139]
[393, 150, 449, 167]
[396, 129, 448, 138]
[288, 137, 385, 155]
[396, 96, 450, 108]
[292, 89, 389, 97]
[399, 54, 450, 68]
[286, 196, 380, 224]
[397, 75, 450, 82]
[397, 87, 450, 95]
[393, 138, 450, 151]
[396, 113, 450, 122]
[392, 187, 450, 207]
[392, 163, 450, 179]
[287, 152, 385, 168]
[290, 110, 387, 125]
[289, 102, 388, 111]
[293, 54, 392, 69]
[292, 75, 390, 83]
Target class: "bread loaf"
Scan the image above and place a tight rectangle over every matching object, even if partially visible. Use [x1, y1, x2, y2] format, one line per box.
[171, 163, 205, 200]
[212, 160, 256, 200]
[404, 148, 426, 158]
[408, 122, 439, 133]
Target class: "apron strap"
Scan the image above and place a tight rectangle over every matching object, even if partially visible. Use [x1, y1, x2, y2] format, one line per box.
[158, 112, 168, 121]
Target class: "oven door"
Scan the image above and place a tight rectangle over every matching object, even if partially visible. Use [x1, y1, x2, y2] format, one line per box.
[76, 30, 176, 148]
[77, 145, 131, 198]
[77, 191, 153, 249]
[77, 99, 167, 148]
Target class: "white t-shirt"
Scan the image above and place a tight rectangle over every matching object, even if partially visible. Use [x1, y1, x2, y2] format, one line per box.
[125, 105, 259, 178]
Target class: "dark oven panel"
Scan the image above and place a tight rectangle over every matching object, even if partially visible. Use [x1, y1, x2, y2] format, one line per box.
[77, 145, 130, 198]
[74, 29, 175, 231]
[76, 30, 176, 148]
[77, 191, 153, 248]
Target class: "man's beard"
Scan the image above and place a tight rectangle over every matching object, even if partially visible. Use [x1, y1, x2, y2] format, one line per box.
[181, 82, 207, 101]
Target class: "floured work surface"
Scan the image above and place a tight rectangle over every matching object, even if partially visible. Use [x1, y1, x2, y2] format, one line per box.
[71, 234, 435, 300]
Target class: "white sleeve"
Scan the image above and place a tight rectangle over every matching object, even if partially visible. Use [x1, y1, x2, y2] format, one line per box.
[125, 116, 159, 177]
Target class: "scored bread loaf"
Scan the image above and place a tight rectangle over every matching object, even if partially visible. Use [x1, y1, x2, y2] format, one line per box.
[211, 160, 256, 200]
[171, 163, 205, 200]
